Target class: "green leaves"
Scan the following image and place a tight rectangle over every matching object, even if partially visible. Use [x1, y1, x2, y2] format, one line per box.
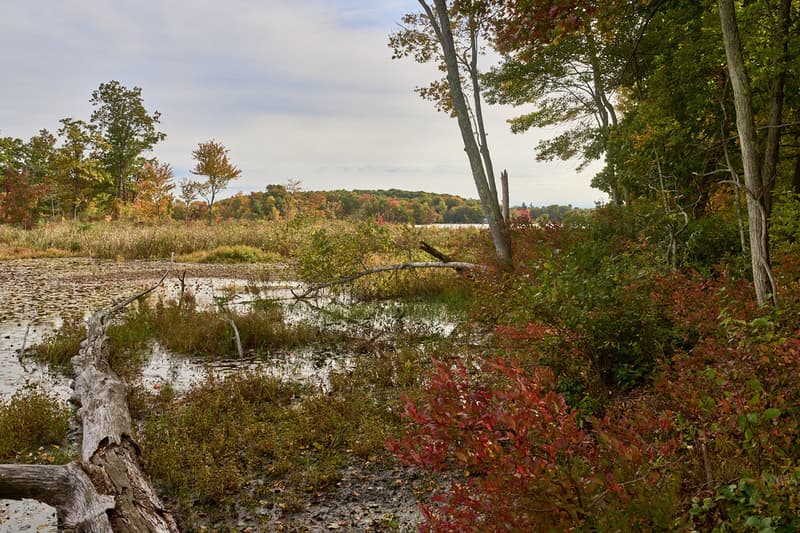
[90, 80, 166, 202]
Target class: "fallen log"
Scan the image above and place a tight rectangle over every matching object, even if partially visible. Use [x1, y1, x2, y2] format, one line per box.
[0, 463, 114, 532]
[293, 261, 482, 299]
[0, 271, 179, 532]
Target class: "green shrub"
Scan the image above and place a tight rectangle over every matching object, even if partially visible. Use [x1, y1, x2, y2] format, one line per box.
[27, 317, 85, 373]
[0, 388, 71, 462]
[690, 473, 800, 531]
[489, 221, 672, 406]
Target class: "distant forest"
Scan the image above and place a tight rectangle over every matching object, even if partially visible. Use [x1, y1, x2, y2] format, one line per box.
[0, 80, 576, 227]
[186, 186, 575, 225]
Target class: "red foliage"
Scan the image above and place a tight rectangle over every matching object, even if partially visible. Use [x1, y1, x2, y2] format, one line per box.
[0, 169, 50, 228]
[388, 357, 677, 530]
[390, 241, 800, 528]
[492, 0, 596, 50]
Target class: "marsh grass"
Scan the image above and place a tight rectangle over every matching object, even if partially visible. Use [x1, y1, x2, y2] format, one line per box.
[106, 300, 334, 376]
[176, 245, 284, 264]
[1, 219, 481, 286]
[0, 220, 301, 260]
[134, 334, 440, 529]
[0, 387, 72, 463]
[27, 316, 86, 373]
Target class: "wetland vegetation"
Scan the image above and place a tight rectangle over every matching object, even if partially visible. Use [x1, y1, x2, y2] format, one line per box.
[3, 0, 800, 529]
[3, 199, 800, 531]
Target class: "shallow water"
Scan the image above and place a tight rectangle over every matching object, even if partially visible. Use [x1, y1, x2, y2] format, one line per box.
[0, 258, 285, 530]
[0, 257, 456, 530]
[139, 342, 353, 394]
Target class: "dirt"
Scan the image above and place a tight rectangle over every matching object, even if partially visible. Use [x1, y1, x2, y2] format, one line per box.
[0, 258, 426, 532]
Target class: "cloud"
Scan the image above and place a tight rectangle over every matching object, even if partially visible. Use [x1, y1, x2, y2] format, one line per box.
[0, 0, 606, 207]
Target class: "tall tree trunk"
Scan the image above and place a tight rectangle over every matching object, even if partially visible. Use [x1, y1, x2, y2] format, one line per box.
[793, 140, 800, 194]
[420, 0, 512, 268]
[468, 20, 500, 209]
[760, 0, 791, 219]
[718, 0, 777, 306]
[501, 169, 510, 224]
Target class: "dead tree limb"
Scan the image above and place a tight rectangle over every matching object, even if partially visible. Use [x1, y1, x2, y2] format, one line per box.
[0, 268, 179, 532]
[0, 463, 114, 532]
[419, 241, 454, 263]
[293, 261, 482, 299]
[227, 318, 244, 358]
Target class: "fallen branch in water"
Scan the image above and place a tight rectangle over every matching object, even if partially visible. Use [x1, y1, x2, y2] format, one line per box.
[292, 261, 482, 299]
[0, 463, 114, 531]
[227, 317, 244, 358]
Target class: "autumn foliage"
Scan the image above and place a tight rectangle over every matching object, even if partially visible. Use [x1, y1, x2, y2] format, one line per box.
[389, 211, 800, 530]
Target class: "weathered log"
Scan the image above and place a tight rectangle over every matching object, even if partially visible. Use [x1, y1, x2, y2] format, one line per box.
[71, 271, 179, 532]
[0, 269, 179, 532]
[0, 463, 114, 532]
[293, 261, 482, 299]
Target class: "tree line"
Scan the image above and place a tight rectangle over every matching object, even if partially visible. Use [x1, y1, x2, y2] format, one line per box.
[182, 186, 515, 225]
[0, 80, 573, 226]
[0, 81, 240, 226]
[393, 0, 800, 305]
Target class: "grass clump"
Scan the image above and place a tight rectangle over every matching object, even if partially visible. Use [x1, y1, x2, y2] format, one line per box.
[0, 388, 72, 463]
[27, 317, 85, 373]
[107, 299, 329, 366]
[177, 245, 283, 264]
[138, 371, 400, 527]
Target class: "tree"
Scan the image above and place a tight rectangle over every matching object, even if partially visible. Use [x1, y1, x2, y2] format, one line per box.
[717, 0, 777, 306]
[24, 129, 58, 218]
[0, 169, 49, 227]
[0, 135, 25, 176]
[391, 0, 512, 268]
[90, 80, 166, 204]
[0, 135, 40, 226]
[52, 119, 109, 219]
[190, 140, 241, 221]
[485, 0, 630, 203]
[133, 160, 175, 221]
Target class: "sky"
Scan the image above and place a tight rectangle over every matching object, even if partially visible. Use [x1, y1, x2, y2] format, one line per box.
[0, 0, 607, 207]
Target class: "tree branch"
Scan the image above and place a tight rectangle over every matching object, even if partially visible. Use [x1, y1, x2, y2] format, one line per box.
[293, 261, 482, 299]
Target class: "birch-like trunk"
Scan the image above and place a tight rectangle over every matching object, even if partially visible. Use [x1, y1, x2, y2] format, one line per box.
[718, 0, 776, 306]
[421, 0, 512, 268]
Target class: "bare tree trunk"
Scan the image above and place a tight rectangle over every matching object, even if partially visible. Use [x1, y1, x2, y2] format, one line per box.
[420, 0, 512, 269]
[794, 142, 800, 194]
[718, 0, 777, 306]
[501, 169, 510, 223]
[467, 19, 499, 209]
[0, 463, 114, 532]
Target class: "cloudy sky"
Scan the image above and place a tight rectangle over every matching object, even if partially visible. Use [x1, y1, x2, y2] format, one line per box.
[0, 0, 606, 207]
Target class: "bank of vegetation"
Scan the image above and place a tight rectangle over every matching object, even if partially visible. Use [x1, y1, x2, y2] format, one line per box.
[3, 195, 798, 530]
[4, 0, 800, 529]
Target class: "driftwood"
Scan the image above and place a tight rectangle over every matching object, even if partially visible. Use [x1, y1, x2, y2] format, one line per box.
[293, 261, 481, 299]
[0, 463, 114, 532]
[0, 271, 179, 532]
[226, 317, 244, 358]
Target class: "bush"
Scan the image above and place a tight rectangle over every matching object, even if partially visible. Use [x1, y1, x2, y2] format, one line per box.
[387, 357, 678, 531]
[483, 221, 672, 405]
[0, 388, 71, 462]
[27, 316, 85, 373]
